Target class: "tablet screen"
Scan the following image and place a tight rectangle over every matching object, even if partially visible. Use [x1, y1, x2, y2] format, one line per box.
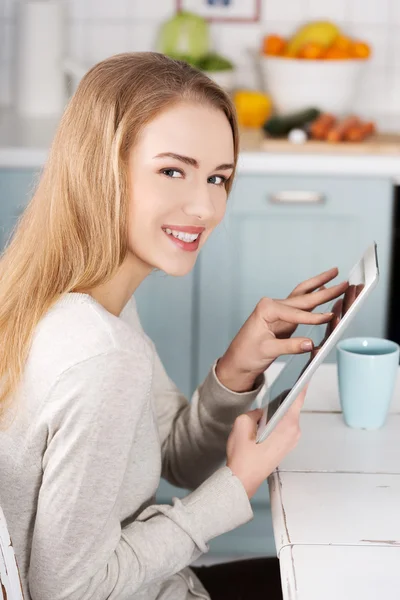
[265, 278, 365, 423]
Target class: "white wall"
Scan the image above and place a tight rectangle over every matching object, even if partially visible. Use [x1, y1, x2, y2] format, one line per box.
[0, 0, 399, 116]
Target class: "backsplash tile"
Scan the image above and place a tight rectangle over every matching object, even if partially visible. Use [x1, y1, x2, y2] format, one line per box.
[86, 23, 129, 63]
[348, 0, 390, 25]
[262, 0, 306, 24]
[0, 62, 11, 106]
[258, 19, 304, 38]
[354, 70, 389, 114]
[1, 0, 15, 20]
[67, 20, 86, 61]
[3, 18, 13, 65]
[85, 0, 128, 20]
[392, 2, 400, 24]
[305, 0, 348, 23]
[0, 0, 399, 117]
[68, 0, 89, 21]
[388, 73, 400, 113]
[128, 0, 175, 20]
[125, 22, 158, 53]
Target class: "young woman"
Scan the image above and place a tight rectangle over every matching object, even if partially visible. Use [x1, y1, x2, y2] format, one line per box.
[0, 52, 347, 600]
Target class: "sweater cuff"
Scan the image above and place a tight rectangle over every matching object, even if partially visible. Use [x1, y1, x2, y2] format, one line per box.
[199, 362, 266, 422]
[181, 466, 253, 542]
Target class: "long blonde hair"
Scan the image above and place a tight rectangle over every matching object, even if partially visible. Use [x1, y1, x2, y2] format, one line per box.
[0, 52, 239, 420]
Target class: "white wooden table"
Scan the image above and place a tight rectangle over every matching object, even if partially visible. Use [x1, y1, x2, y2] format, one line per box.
[279, 545, 400, 600]
[266, 362, 400, 600]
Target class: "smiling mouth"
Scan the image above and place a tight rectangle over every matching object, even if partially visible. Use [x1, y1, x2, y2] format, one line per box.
[161, 227, 204, 252]
[162, 227, 200, 243]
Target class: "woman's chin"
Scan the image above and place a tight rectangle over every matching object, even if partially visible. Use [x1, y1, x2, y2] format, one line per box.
[156, 256, 198, 277]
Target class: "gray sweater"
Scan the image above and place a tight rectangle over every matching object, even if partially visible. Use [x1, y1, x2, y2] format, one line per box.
[0, 293, 264, 600]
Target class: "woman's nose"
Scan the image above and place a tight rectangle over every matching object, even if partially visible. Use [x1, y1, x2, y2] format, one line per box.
[183, 187, 216, 221]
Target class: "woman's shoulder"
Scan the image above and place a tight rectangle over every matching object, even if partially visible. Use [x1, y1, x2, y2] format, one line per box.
[26, 294, 153, 392]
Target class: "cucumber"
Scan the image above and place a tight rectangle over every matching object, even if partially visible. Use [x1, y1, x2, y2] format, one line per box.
[263, 107, 320, 137]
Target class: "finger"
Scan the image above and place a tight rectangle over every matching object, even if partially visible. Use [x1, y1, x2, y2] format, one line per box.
[262, 336, 315, 357]
[333, 297, 344, 317]
[288, 267, 339, 297]
[283, 280, 349, 311]
[234, 409, 264, 440]
[259, 299, 333, 326]
[246, 408, 264, 421]
[290, 386, 308, 413]
[326, 298, 343, 336]
[356, 284, 364, 298]
[342, 284, 357, 315]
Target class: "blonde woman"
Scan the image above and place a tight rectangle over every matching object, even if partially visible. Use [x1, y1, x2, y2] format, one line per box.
[0, 53, 346, 600]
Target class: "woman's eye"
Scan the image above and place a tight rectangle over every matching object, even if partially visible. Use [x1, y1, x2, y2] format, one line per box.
[161, 168, 183, 179]
[208, 175, 227, 186]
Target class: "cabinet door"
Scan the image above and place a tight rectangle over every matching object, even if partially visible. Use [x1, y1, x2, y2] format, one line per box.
[197, 175, 393, 384]
[134, 269, 195, 399]
[0, 169, 39, 249]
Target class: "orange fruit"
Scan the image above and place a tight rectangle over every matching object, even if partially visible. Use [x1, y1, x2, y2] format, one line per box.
[323, 46, 349, 60]
[298, 42, 325, 59]
[282, 47, 297, 59]
[262, 34, 287, 56]
[351, 41, 371, 59]
[334, 35, 352, 52]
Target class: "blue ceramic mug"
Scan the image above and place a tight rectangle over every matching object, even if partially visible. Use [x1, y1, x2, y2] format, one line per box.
[336, 337, 399, 429]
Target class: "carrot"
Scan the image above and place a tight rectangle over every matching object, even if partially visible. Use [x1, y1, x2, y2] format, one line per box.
[345, 121, 376, 142]
[310, 113, 337, 140]
[326, 116, 361, 143]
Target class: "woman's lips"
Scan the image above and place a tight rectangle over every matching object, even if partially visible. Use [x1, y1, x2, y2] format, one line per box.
[162, 226, 204, 252]
[161, 225, 205, 234]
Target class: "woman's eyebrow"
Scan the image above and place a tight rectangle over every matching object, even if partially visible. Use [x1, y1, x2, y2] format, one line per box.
[153, 152, 234, 171]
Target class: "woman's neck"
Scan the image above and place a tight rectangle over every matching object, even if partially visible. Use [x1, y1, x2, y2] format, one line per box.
[84, 252, 152, 316]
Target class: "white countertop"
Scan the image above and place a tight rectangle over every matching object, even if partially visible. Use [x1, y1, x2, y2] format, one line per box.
[238, 151, 400, 181]
[1, 107, 400, 183]
[267, 362, 400, 600]
[280, 545, 400, 600]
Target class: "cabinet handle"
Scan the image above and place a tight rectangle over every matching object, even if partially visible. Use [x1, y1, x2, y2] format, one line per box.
[269, 191, 325, 205]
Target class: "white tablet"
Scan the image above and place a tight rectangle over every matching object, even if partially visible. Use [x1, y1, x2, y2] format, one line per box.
[256, 242, 380, 443]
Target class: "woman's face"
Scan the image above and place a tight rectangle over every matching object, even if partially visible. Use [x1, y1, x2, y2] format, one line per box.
[127, 101, 235, 277]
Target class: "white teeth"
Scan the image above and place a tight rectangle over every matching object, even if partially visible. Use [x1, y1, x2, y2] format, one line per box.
[163, 228, 200, 243]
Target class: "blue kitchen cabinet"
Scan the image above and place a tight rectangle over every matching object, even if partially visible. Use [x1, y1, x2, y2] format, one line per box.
[0, 168, 39, 249]
[134, 269, 195, 399]
[196, 174, 394, 384]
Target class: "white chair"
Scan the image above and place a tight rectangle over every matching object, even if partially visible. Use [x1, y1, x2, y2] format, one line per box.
[0, 505, 24, 599]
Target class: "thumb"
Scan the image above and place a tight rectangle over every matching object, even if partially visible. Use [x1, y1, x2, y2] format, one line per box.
[267, 337, 314, 356]
[234, 408, 263, 441]
[291, 385, 308, 413]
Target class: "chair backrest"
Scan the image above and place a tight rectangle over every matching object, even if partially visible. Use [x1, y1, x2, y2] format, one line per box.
[0, 505, 24, 599]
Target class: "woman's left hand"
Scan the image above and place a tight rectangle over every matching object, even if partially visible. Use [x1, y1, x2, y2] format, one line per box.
[215, 267, 348, 393]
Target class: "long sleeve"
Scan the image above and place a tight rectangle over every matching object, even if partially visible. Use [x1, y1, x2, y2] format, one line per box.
[121, 295, 265, 490]
[153, 348, 265, 489]
[28, 349, 252, 600]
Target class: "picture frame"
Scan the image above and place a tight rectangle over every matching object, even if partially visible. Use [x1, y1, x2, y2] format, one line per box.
[176, 0, 261, 23]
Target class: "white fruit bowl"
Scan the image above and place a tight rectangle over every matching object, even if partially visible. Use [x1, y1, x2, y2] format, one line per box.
[202, 69, 236, 91]
[259, 55, 368, 115]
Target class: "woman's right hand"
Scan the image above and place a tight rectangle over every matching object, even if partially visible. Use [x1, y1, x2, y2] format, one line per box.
[226, 387, 307, 498]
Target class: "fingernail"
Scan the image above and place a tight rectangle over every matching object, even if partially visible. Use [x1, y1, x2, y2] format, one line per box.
[301, 341, 313, 351]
